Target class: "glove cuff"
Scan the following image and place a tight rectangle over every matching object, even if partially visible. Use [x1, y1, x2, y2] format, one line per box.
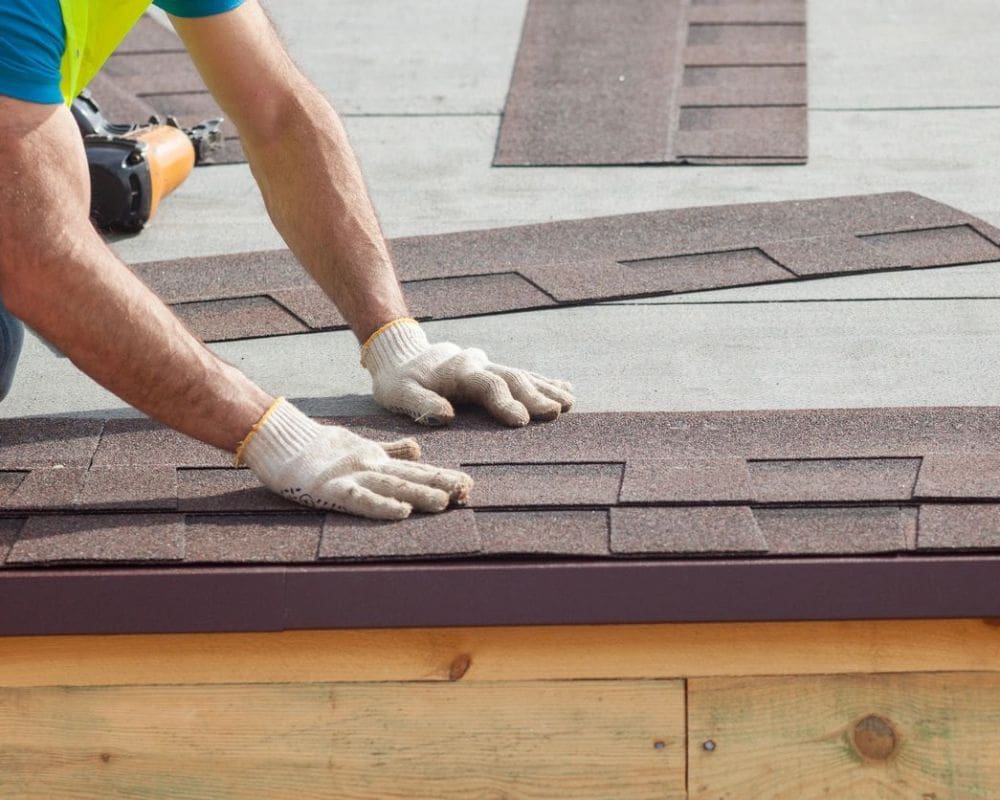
[361, 317, 429, 373]
[240, 398, 321, 469]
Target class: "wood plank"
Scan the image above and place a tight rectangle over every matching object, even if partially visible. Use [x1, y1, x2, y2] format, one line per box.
[0, 679, 685, 800]
[688, 672, 1000, 799]
[2, 618, 1000, 687]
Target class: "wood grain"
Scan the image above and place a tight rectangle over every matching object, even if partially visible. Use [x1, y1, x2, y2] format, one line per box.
[2, 618, 1000, 687]
[0, 679, 684, 800]
[688, 672, 1000, 799]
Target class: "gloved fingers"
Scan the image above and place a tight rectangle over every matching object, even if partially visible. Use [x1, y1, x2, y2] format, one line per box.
[461, 369, 530, 427]
[380, 460, 474, 504]
[385, 380, 456, 427]
[325, 478, 413, 521]
[486, 365, 562, 421]
[530, 377, 575, 411]
[379, 437, 422, 461]
[527, 370, 575, 395]
[355, 471, 450, 513]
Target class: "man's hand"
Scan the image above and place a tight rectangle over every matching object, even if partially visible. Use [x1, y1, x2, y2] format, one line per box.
[242, 398, 473, 520]
[362, 319, 574, 427]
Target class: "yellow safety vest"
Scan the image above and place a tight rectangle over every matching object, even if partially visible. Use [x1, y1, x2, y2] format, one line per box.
[58, 0, 153, 103]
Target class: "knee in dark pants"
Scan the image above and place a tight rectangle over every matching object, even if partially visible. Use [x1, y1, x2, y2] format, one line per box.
[0, 302, 24, 401]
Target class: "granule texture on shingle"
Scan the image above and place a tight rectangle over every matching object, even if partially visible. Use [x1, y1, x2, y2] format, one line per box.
[753, 506, 914, 555]
[7, 514, 185, 565]
[0, 472, 27, 504]
[172, 296, 309, 342]
[177, 468, 299, 512]
[620, 458, 754, 504]
[462, 463, 624, 508]
[858, 225, 1000, 268]
[476, 510, 610, 555]
[184, 514, 323, 563]
[319, 509, 480, 560]
[3, 468, 88, 510]
[75, 465, 178, 511]
[93, 418, 227, 467]
[0, 418, 104, 468]
[917, 504, 1000, 551]
[610, 506, 766, 555]
[915, 454, 1000, 499]
[0, 518, 25, 564]
[747, 458, 921, 503]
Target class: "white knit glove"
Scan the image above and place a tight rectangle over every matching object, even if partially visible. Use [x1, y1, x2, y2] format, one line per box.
[240, 398, 473, 520]
[361, 318, 575, 427]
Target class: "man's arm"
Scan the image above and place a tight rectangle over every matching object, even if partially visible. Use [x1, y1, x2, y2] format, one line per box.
[171, 2, 575, 426]
[0, 96, 272, 450]
[0, 96, 471, 519]
[170, 1, 404, 342]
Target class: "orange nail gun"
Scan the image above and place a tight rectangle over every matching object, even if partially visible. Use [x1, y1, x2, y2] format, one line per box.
[72, 89, 224, 233]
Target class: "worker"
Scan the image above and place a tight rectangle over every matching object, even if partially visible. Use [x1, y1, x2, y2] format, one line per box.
[0, 0, 574, 520]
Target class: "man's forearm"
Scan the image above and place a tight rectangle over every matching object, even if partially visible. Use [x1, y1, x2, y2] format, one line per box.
[241, 83, 408, 342]
[0, 98, 271, 451]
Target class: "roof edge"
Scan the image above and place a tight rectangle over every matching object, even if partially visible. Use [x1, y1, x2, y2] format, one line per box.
[2, 556, 999, 636]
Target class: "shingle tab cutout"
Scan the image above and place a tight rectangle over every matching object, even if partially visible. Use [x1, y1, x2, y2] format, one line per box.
[495, 0, 807, 166]
[129, 192, 1000, 343]
[91, 16, 244, 165]
[4, 407, 1000, 567]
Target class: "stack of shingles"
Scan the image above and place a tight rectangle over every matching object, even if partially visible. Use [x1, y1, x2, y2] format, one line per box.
[126, 192, 1000, 344]
[494, 0, 807, 166]
[2, 408, 1000, 568]
[88, 15, 245, 164]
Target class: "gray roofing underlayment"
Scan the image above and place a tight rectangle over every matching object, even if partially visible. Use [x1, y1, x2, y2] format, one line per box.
[494, 0, 807, 165]
[5, 407, 1000, 634]
[128, 191, 1000, 343]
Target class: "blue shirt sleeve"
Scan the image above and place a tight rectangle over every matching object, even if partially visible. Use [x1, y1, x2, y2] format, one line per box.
[153, 0, 245, 18]
[0, 0, 66, 104]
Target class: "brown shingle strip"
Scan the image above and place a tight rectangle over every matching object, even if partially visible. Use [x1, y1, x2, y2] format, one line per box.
[75, 466, 178, 511]
[858, 225, 1000, 268]
[610, 506, 766, 555]
[753, 506, 914, 555]
[172, 296, 310, 342]
[462, 463, 623, 507]
[476, 510, 610, 556]
[102, 52, 205, 98]
[915, 455, 1000, 499]
[747, 458, 921, 503]
[918, 505, 1000, 551]
[7, 514, 185, 565]
[9, 408, 1000, 566]
[496, 0, 806, 166]
[3, 468, 88, 511]
[0, 418, 104, 469]
[620, 458, 753, 504]
[128, 193, 1000, 343]
[178, 468, 298, 513]
[680, 69, 807, 106]
[0, 518, 24, 564]
[687, 1, 806, 24]
[319, 509, 480, 561]
[92, 418, 227, 468]
[494, 0, 686, 166]
[184, 514, 323, 563]
[0, 473, 27, 504]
